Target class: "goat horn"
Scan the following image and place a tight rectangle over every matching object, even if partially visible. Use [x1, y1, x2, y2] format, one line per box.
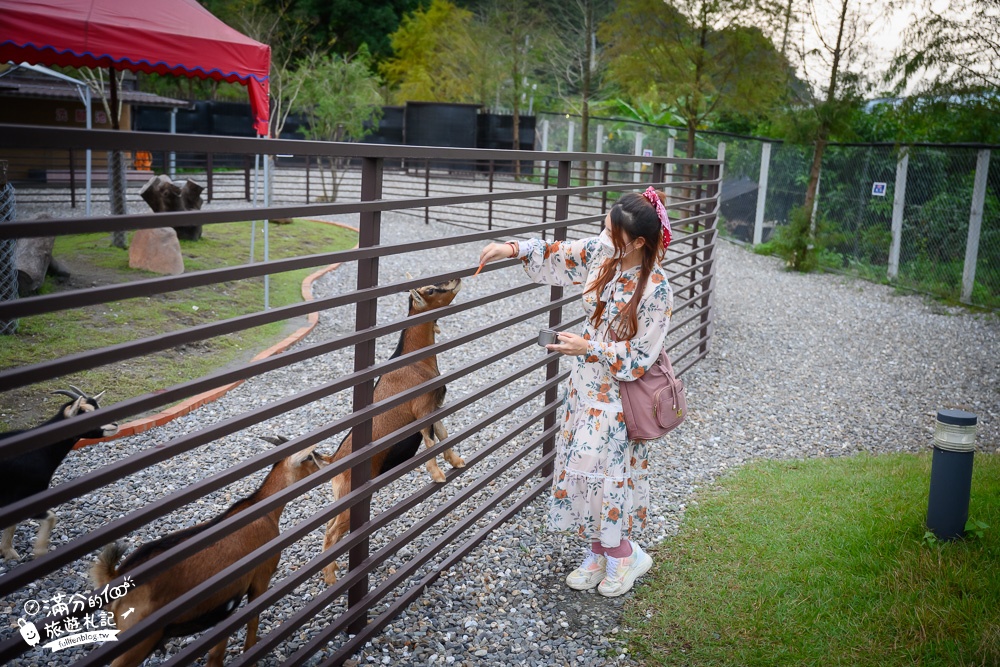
[92, 390, 106, 402]
[69, 384, 89, 398]
[52, 389, 81, 399]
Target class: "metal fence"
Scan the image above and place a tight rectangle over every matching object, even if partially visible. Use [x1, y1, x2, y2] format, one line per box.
[0, 125, 721, 666]
[537, 113, 999, 310]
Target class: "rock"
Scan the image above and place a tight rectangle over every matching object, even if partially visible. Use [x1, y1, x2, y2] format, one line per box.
[129, 227, 184, 275]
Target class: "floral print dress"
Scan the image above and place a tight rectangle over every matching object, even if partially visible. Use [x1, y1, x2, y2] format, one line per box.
[518, 236, 673, 547]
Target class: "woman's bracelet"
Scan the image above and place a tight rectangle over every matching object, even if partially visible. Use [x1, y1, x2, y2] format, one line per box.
[505, 241, 519, 258]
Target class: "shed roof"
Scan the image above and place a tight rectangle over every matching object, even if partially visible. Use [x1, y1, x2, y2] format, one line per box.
[0, 72, 189, 108]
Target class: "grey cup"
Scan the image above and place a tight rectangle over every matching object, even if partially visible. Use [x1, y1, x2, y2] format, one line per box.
[538, 329, 559, 347]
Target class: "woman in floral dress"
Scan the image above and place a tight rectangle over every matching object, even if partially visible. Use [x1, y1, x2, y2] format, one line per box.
[478, 187, 674, 597]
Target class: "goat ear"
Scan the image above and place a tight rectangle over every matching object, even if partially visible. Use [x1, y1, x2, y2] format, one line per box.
[289, 445, 318, 467]
[63, 396, 86, 418]
[409, 289, 426, 309]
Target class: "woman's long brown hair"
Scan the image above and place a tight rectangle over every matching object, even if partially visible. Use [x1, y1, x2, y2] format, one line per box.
[585, 190, 667, 340]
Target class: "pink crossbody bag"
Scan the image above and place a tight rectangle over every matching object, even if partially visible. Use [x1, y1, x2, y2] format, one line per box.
[612, 332, 687, 441]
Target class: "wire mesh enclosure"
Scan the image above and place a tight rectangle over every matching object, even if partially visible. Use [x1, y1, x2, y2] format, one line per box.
[536, 113, 999, 310]
[0, 125, 721, 666]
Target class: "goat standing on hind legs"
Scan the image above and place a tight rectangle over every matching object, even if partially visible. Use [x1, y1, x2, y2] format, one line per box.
[1, 386, 118, 560]
[322, 280, 464, 584]
[90, 441, 331, 667]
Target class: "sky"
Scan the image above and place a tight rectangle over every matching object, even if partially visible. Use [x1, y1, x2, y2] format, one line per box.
[797, 0, 956, 94]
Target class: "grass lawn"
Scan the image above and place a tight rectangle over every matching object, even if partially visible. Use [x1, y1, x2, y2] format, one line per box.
[626, 453, 1000, 667]
[0, 219, 357, 430]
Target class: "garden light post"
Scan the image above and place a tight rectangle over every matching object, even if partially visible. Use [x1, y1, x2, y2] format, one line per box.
[926, 409, 978, 540]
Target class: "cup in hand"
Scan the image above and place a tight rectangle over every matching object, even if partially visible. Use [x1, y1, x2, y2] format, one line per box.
[538, 329, 559, 347]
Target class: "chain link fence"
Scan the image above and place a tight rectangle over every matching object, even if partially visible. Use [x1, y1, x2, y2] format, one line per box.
[0, 174, 17, 335]
[536, 112, 999, 310]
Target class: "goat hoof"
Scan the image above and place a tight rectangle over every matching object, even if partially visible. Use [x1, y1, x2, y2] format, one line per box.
[322, 565, 339, 585]
[1, 549, 21, 561]
[452, 457, 465, 468]
[32, 548, 48, 559]
[431, 472, 446, 483]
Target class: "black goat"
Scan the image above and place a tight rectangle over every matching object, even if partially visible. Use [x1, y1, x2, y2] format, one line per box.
[1, 386, 118, 560]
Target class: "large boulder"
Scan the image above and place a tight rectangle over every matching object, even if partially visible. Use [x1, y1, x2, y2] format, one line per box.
[129, 227, 184, 275]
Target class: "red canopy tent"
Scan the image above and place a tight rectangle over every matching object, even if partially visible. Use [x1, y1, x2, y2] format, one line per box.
[0, 0, 271, 135]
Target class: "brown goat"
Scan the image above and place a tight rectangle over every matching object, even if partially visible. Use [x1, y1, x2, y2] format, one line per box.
[90, 442, 331, 667]
[321, 279, 464, 584]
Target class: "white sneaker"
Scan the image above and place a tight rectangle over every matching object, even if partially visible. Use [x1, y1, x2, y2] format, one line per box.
[565, 550, 607, 590]
[598, 543, 652, 597]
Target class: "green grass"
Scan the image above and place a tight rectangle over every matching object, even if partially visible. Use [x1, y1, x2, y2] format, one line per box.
[625, 453, 1000, 667]
[0, 219, 356, 430]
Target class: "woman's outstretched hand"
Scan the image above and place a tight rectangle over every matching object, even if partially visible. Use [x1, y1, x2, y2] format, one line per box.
[478, 242, 515, 269]
[547, 332, 588, 356]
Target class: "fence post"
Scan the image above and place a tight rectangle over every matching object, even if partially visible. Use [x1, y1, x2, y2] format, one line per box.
[69, 149, 77, 209]
[566, 121, 575, 153]
[543, 160, 571, 479]
[961, 149, 990, 304]
[244, 155, 252, 202]
[601, 160, 610, 214]
[633, 131, 644, 183]
[206, 153, 214, 203]
[887, 147, 910, 281]
[665, 137, 675, 208]
[595, 124, 604, 179]
[540, 119, 549, 153]
[753, 142, 772, 246]
[0, 161, 16, 335]
[488, 160, 495, 230]
[700, 146, 724, 356]
[348, 156, 383, 634]
[424, 159, 431, 225]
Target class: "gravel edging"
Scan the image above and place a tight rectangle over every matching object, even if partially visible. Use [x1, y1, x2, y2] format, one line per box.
[2, 210, 997, 667]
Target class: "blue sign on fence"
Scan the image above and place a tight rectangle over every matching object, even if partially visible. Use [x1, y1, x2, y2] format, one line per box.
[872, 182, 887, 196]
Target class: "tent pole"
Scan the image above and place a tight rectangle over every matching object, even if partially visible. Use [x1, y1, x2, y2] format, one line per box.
[263, 142, 270, 310]
[169, 108, 177, 178]
[85, 88, 92, 217]
[251, 153, 258, 264]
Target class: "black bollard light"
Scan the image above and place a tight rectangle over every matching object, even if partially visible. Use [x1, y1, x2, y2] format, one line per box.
[926, 409, 978, 541]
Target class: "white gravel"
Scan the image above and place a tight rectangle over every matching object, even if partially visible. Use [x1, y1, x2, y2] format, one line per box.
[2, 202, 997, 667]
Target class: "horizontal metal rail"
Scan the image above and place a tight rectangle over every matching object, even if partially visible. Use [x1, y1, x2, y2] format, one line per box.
[163, 387, 567, 667]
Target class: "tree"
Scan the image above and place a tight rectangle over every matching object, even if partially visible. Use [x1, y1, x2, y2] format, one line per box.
[768, 0, 886, 270]
[219, 0, 315, 139]
[291, 0, 425, 60]
[380, 0, 479, 103]
[543, 0, 614, 187]
[891, 0, 1000, 94]
[478, 0, 552, 176]
[294, 51, 383, 201]
[601, 0, 788, 159]
[794, 0, 877, 230]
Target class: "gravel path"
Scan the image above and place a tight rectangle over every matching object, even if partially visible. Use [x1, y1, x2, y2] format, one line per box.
[2, 209, 997, 667]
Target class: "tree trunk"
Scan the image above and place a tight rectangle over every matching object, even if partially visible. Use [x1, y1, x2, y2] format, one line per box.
[803, 133, 827, 222]
[108, 68, 128, 249]
[579, 0, 594, 199]
[15, 237, 55, 297]
[512, 63, 522, 180]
